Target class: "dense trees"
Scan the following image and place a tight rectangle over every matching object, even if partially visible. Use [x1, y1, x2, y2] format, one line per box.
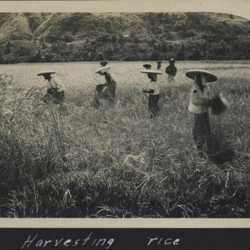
[0, 12, 250, 63]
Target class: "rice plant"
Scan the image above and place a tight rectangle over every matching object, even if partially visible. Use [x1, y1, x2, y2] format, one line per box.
[0, 61, 250, 217]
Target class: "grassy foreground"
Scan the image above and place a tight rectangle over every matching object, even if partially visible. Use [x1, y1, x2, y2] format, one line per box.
[0, 62, 250, 218]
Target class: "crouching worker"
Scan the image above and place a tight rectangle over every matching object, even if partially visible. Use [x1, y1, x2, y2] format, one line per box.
[38, 71, 65, 105]
[186, 70, 230, 162]
[141, 64, 162, 118]
[94, 61, 116, 108]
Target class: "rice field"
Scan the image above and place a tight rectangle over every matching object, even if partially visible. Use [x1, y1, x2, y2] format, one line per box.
[0, 61, 250, 218]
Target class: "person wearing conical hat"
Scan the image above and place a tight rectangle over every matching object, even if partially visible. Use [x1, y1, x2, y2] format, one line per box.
[187, 70, 232, 163]
[141, 64, 162, 118]
[37, 71, 65, 104]
[186, 69, 225, 158]
[94, 61, 116, 108]
[165, 58, 177, 82]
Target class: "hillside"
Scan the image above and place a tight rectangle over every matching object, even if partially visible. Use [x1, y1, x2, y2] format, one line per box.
[0, 12, 250, 62]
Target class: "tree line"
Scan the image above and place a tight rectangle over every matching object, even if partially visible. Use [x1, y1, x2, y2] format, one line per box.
[0, 12, 250, 63]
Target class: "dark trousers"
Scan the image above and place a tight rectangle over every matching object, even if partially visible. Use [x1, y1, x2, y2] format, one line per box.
[148, 94, 160, 118]
[193, 112, 211, 157]
[193, 112, 235, 163]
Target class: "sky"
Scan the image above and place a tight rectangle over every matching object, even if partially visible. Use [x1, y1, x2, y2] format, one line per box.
[1, 0, 250, 20]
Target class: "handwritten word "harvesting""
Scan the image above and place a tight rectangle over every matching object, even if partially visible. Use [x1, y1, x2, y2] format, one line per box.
[20, 232, 115, 249]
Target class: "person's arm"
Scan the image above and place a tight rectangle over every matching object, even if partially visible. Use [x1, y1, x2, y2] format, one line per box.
[105, 72, 115, 85]
[53, 77, 65, 92]
[165, 66, 170, 74]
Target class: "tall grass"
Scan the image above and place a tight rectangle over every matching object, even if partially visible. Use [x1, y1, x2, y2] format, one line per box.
[0, 63, 250, 218]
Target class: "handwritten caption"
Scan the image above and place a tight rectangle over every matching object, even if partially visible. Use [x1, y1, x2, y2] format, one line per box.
[20, 232, 181, 249]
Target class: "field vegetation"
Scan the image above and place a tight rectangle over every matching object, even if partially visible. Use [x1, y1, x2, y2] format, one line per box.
[0, 61, 250, 217]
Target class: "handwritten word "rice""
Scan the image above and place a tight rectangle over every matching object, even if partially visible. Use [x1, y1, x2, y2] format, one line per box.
[146, 236, 181, 247]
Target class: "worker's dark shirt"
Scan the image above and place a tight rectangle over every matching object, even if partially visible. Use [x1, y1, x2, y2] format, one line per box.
[165, 64, 177, 76]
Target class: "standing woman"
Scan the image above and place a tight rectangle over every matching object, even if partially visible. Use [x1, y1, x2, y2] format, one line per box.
[186, 70, 228, 158]
[141, 64, 162, 118]
[165, 58, 177, 82]
[94, 61, 109, 108]
[95, 61, 117, 107]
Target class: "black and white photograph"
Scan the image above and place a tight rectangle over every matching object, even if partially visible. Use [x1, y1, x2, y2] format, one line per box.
[0, 0, 250, 220]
